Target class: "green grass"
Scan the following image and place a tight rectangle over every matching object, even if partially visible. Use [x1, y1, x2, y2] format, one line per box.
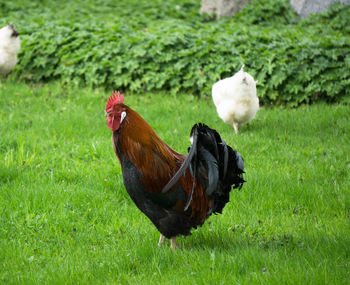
[0, 80, 349, 284]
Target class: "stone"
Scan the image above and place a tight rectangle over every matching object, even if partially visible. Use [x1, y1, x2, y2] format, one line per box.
[290, 0, 350, 18]
[200, 0, 252, 18]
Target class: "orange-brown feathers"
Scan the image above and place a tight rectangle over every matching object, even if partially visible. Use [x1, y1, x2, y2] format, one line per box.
[115, 106, 184, 190]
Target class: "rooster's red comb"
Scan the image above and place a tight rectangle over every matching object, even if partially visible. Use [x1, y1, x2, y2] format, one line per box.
[106, 91, 124, 111]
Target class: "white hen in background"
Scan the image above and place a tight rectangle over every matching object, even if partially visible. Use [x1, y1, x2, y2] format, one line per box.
[0, 23, 21, 76]
[212, 65, 259, 134]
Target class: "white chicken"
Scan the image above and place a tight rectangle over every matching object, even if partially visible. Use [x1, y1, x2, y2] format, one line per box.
[0, 23, 21, 76]
[212, 65, 259, 134]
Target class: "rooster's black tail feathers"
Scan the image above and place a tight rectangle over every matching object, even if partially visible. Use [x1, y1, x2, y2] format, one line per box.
[162, 123, 245, 214]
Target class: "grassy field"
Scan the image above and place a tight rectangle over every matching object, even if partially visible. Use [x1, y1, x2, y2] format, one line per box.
[0, 80, 349, 284]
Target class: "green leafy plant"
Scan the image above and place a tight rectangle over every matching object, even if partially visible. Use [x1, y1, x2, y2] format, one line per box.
[1, 0, 349, 106]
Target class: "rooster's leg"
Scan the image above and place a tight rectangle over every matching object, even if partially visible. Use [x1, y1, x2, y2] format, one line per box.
[158, 234, 166, 246]
[233, 122, 239, 134]
[170, 237, 177, 251]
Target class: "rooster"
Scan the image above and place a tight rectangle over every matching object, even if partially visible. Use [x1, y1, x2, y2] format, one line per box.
[0, 23, 21, 76]
[212, 65, 259, 134]
[105, 91, 245, 250]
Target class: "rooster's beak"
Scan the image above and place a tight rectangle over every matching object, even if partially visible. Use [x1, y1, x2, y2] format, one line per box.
[104, 112, 109, 117]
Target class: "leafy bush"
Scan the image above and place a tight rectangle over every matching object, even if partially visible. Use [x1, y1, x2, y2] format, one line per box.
[234, 0, 298, 25]
[1, 0, 349, 106]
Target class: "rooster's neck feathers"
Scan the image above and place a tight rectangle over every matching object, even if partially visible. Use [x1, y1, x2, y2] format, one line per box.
[114, 106, 185, 191]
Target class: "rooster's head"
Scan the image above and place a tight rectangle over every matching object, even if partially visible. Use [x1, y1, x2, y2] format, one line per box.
[105, 91, 126, 132]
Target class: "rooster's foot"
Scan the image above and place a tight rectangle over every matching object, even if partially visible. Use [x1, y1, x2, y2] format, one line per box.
[171, 237, 182, 251]
[158, 234, 166, 246]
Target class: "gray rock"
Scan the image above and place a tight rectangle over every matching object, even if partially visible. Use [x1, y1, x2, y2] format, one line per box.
[200, 0, 252, 18]
[290, 0, 350, 18]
